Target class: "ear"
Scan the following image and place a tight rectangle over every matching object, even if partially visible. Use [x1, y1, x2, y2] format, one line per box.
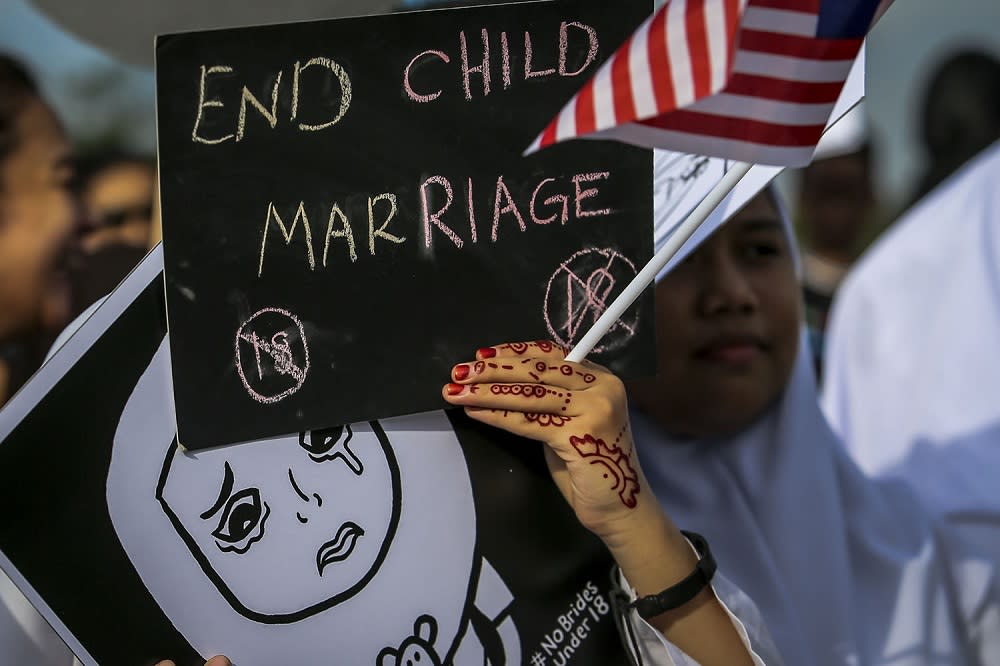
[377, 646, 398, 666]
[414, 614, 438, 644]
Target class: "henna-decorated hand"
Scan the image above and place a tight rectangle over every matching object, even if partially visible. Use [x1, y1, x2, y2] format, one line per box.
[448, 341, 758, 664]
[441, 340, 650, 544]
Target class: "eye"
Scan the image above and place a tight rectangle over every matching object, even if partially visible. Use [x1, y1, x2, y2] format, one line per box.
[745, 242, 780, 257]
[298, 424, 364, 474]
[212, 488, 270, 554]
[738, 236, 784, 264]
[299, 424, 346, 458]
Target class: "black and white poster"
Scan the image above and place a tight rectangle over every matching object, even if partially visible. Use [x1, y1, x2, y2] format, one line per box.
[0, 249, 630, 665]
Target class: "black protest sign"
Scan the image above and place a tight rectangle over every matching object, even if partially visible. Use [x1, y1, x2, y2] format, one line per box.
[0, 252, 631, 665]
[156, 0, 654, 449]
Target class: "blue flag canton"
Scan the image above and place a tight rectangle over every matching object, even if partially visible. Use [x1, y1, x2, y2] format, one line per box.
[816, 0, 882, 39]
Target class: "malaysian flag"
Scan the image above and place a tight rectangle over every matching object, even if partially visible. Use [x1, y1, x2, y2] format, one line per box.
[526, 0, 891, 166]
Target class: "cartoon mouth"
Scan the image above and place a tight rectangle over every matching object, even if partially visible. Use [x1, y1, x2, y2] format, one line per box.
[316, 521, 364, 576]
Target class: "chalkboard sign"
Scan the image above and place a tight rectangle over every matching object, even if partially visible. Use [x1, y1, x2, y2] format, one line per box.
[157, 0, 654, 449]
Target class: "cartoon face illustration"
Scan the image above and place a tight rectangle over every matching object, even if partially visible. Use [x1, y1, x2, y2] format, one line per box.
[107, 338, 490, 664]
[156, 421, 401, 622]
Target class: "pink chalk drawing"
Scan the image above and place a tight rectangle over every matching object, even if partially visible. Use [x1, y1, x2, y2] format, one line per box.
[543, 248, 639, 355]
[235, 307, 311, 404]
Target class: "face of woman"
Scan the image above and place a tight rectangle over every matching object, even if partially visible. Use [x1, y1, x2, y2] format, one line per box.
[627, 193, 801, 438]
[0, 98, 76, 341]
[81, 161, 154, 253]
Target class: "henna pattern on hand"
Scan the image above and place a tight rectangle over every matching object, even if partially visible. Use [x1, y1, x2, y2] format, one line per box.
[490, 384, 554, 397]
[568, 432, 640, 508]
[534, 340, 556, 353]
[525, 413, 573, 427]
[498, 341, 568, 356]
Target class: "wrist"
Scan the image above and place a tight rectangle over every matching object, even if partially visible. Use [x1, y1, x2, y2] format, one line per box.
[599, 501, 700, 598]
[628, 531, 717, 618]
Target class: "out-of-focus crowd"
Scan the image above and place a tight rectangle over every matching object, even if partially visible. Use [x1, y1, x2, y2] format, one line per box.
[0, 54, 156, 408]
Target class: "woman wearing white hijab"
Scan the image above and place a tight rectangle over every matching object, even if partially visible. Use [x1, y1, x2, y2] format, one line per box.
[444, 181, 1000, 664]
[822, 141, 1000, 526]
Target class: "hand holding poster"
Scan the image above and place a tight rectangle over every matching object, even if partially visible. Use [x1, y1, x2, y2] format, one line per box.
[156, 0, 655, 449]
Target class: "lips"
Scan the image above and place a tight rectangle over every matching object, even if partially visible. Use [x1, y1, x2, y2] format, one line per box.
[316, 521, 364, 575]
[694, 333, 767, 364]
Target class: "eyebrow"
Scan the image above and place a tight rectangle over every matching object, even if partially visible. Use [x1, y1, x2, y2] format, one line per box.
[737, 218, 784, 233]
[200, 461, 235, 520]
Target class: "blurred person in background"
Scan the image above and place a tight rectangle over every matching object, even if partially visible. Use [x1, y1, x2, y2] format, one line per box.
[0, 53, 80, 666]
[76, 151, 154, 254]
[906, 49, 1000, 210]
[0, 53, 78, 408]
[794, 103, 878, 378]
[823, 140, 1000, 562]
[822, 49, 1000, 546]
[69, 151, 154, 317]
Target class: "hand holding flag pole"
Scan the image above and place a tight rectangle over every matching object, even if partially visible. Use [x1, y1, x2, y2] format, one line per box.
[542, 0, 888, 362]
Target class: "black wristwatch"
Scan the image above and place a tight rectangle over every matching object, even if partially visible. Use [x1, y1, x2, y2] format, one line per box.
[628, 530, 717, 619]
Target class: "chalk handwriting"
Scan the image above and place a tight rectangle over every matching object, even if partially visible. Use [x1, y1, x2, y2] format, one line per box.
[543, 248, 638, 354]
[235, 307, 311, 404]
[192, 57, 352, 144]
[403, 21, 599, 103]
[369, 193, 405, 255]
[257, 174, 614, 276]
[423, 171, 612, 250]
[259, 193, 405, 276]
[461, 28, 491, 100]
[323, 203, 358, 265]
[258, 202, 316, 276]
[192, 66, 236, 144]
[491, 175, 527, 242]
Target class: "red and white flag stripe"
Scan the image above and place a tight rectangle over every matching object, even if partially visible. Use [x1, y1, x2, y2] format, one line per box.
[526, 0, 870, 166]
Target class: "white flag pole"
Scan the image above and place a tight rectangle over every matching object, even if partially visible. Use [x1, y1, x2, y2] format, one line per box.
[565, 161, 752, 363]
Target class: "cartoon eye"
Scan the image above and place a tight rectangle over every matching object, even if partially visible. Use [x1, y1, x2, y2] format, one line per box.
[298, 424, 364, 474]
[300, 424, 349, 457]
[211, 488, 270, 554]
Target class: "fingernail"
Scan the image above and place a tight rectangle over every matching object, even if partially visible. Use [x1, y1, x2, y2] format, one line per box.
[446, 383, 465, 396]
[453, 364, 470, 381]
[477, 347, 497, 359]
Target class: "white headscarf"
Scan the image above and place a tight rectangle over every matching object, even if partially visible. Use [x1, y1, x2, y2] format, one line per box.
[632, 175, 1000, 665]
[822, 141, 1000, 524]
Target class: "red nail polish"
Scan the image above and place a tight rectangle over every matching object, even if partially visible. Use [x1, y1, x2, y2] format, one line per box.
[477, 347, 497, 359]
[453, 364, 470, 381]
[446, 383, 465, 396]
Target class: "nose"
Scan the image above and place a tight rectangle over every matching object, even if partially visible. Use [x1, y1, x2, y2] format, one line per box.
[697, 253, 758, 317]
[287, 468, 324, 524]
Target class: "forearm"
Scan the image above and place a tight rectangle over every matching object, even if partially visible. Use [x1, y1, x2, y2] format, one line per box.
[605, 502, 756, 666]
